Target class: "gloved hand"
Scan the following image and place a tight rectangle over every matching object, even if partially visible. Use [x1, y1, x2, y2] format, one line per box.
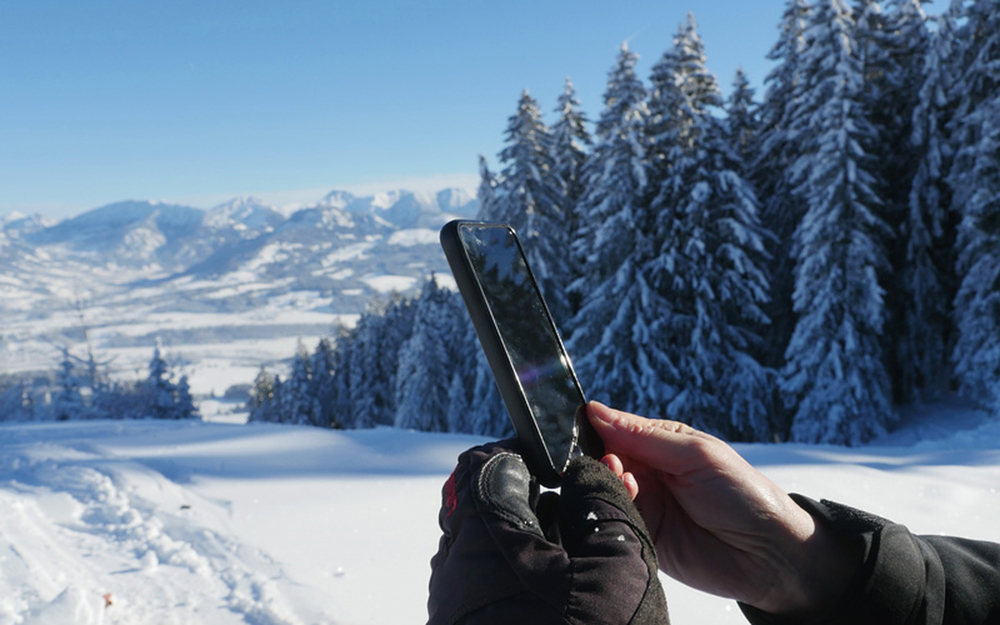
[427, 441, 669, 625]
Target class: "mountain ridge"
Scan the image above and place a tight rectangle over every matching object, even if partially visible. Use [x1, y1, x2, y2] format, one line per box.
[0, 187, 478, 393]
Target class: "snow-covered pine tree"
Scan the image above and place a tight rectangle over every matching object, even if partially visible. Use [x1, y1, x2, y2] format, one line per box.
[754, 0, 811, 387]
[490, 91, 572, 324]
[145, 342, 181, 420]
[550, 78, 592, 250]
[394, 277, 458, 431]
[443, 315, 475, 433]
[307, 338, 339, 428]
[468, 347, 509, 437]
[342, 296, 416, 429]
[644, 16, 773, 439]
[780, 0, 893, 445]
[855, 0, 938, 403]
[565, 43, 656, 412]
[550, 78, 593, 318]
[949, 0, 1000, 412]
[475, 154, 499, 221]
[280, 340, 313, 425]
[897, 11, 960, 403]
[726, 68, 759, 168]
[53, 347, 86, 421]
[326, 325, 358, 429]
[174, 375, 198, 420]
[247, 366, 277, 422]
[347, 312, 395, 429]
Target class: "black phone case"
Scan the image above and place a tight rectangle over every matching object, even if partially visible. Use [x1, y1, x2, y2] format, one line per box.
[440, 220, 601, 487]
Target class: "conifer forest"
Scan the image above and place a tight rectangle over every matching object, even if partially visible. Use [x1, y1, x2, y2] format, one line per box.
[8, 0, 999, 446]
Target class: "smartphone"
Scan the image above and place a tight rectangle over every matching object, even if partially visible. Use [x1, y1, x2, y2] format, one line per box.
[440, 220, 603, 487]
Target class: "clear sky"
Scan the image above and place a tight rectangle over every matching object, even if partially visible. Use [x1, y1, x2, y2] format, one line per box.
[1, 0, 789, 220]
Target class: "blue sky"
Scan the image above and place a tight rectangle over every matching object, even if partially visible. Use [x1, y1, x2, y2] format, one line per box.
[1, 0, 788, 220]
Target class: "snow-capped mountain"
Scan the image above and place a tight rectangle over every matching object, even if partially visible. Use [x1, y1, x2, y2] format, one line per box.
[0, 188, 478, 395]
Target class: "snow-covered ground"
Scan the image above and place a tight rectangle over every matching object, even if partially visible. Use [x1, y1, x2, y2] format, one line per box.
[2, 400, 999, 625]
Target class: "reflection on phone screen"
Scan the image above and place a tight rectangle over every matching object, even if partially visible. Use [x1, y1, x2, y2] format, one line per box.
[458, 224, 583, 470]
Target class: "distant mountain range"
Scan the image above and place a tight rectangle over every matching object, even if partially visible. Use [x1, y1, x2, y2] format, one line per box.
[0, 188, 478, 394]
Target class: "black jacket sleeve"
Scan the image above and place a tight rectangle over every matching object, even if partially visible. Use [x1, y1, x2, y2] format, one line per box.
[740, 496, 1000, 625]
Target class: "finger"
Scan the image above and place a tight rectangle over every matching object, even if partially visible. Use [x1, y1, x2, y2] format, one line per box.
[587, 401, 732, 475]
[622, 472, 639, 501]
[600, 453, 625, 477]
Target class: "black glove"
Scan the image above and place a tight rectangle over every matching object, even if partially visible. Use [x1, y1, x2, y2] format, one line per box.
[428, 441, 669, 625]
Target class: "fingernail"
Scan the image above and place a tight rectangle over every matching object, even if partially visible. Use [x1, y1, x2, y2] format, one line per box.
[587, 401, 620, 428]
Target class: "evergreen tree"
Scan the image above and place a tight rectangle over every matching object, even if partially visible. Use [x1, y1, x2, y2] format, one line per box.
[468, 347, 509, 437]
[281, 340, 313, 425]
[53, 347, 86, 421]
[247, 366, 277, 422]
[327, 325, 358, 429]
[566, 43, 655, 412]
[346, 296, 415, 429]
[780, 0, 893, 444]
[550, 78, 592, 249]
[726, 68, 759, 167]
[394, 278, 457, 431]
[308, 338, 340, 428]
[145, 343, 184, 419]
[856, 0, 937, 403]
[444, 318, 479, 433]
[754, 0, 811, 389]
[174, 375, 198, 420]
[644, 16, 773, 439]
[475, 155, 499, 220]
[897, 11, 960, 403]
[949, 0, 1000, 411]
[491, 91, 572, 323]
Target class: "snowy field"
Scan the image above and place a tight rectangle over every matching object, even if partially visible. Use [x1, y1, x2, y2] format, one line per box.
[2, 400, 1000, 625]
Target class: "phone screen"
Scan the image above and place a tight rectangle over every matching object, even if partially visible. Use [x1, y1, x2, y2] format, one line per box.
[457, 223, 584, 469]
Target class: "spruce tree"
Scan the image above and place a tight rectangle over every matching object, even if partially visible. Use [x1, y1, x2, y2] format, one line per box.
[949, 0, 1000, 411]
[780, 0, 893, 444]
[897, 11, 960, 403]
[281, 340, 313, 425]
[475, 155, 499, 220]
[394, 277, 458, 431]
[348, 307, 405, 429]
[247, 366, 276, 422]
[174, 375, 198, 420]
[146, 343, 180, 420]
[327, 325, 357, 429]
[492, 91, 571, 323]
[308, 338, 339, 428]
[53, 347, 86, 421]
[754, 0, 811, 391]
[444, 318, 479, 433]
[550, 78, 592, 253]
[566, 43, 655, 412]
[468, 348, 509, 436]
[855, 0, 936, 404]
[726, 68, 759, 168]
[644, 16, 773, 439]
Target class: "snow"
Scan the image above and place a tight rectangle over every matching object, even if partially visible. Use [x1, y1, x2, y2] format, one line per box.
[363, 275, 418, 294]
[2, 402, 999, 625]
[386, 229, 439, 247]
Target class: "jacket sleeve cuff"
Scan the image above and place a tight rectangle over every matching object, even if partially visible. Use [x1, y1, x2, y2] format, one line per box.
[739, 495, 943, 625]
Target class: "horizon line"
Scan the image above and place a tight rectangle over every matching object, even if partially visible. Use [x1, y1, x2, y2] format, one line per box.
[2, 172, 480, 222]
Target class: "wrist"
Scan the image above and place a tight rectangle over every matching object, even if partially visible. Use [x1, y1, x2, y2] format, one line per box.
[751, 496, 860, 617]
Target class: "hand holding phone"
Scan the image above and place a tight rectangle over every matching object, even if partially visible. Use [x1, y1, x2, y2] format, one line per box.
[440, 220, 603, 487]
